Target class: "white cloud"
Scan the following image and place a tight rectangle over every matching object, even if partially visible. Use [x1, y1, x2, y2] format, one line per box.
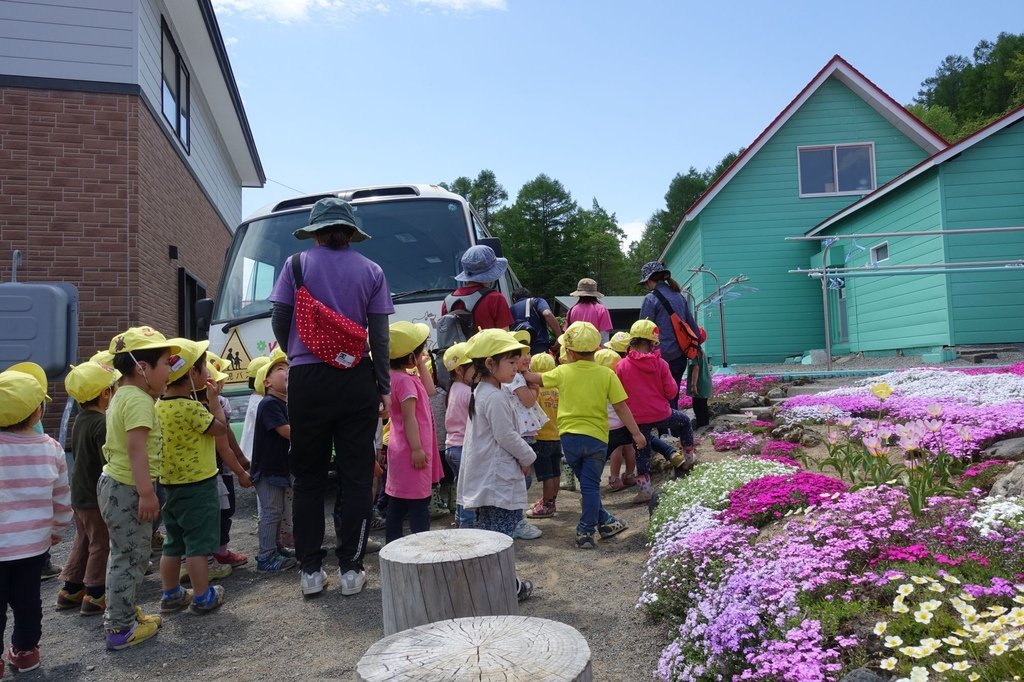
[212, 0, 502, 23]
[619, 220, 646, 247]
[410, 0, 506, 10]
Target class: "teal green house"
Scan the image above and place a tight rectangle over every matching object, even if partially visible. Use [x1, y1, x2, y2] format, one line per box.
[661, 56, 948, 363]
[806, 104, 1024, 356]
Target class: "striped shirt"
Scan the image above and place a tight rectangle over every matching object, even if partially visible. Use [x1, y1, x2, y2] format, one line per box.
[0, 432, 73, 562]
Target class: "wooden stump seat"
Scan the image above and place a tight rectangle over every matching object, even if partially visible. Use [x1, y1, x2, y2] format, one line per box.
[356, 615, 593, 681]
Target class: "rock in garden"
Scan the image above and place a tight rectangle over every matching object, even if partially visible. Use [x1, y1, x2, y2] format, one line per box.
[800, 431, 823, 447]
[729, 392, 770, 410]
[742, 406, 775, 421]
[840, 668, 889, 682]
[710, 413, 755, 431]
[771, 423, 805, 443]
[766, 386, 788, 400]
[991, 463, 1024, 498]
[981, 437, 1024, 462]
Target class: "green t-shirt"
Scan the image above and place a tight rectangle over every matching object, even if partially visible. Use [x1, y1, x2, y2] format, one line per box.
[102, 385, 162, 486]
[541, 361, 627, 442]
[71, 409, 106, 508]
[155, 397, 216, 485]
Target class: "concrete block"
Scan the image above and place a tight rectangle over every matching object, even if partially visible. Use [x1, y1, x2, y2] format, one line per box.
[921, 349, 957, 364]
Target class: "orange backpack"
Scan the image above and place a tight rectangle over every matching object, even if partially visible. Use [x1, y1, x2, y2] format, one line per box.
[651, 289, 701, 360]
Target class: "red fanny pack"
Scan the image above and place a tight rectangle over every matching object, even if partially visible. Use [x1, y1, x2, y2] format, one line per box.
[291, 253, 367, 369]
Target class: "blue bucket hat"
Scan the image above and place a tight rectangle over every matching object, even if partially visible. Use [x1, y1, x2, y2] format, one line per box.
[293, 198, 371, 242]
[639, 260, 671, 284]
[454, 245, 508, 283]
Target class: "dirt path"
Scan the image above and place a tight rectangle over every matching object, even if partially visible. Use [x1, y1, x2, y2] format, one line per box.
[36, 459, 691, 681]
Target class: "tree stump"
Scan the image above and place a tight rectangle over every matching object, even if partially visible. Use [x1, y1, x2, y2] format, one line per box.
[356, 615, 593, 682]
[379, 529, 518, 636]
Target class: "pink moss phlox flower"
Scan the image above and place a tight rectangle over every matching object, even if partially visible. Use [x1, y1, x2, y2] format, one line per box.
[961, 459, 1008, 480]
[723, 473, 847, 527]
[678, 374, 781, 408]
[711, 431, 761, 452]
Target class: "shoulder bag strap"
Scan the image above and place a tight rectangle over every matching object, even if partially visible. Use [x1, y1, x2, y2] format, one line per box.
[651, 287, 675, 317]
[291, 252, 304, 289]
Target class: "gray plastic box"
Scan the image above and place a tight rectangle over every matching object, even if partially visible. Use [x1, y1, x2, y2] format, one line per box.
[0, 282, 78, 378]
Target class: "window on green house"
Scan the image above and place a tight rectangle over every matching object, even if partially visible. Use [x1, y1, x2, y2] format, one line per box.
[798, 143, 874, 196]
[870, 242, 889, 264]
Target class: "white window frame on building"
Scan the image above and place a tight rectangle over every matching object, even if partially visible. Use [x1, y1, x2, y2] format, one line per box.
[797, 142, 876, 197]
[161, 18, 190, 152]
[870, 241, 889, 264]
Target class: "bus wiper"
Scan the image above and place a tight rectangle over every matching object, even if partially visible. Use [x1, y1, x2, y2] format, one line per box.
[391, 288, 452, 302]
[219, 310, 272, 333]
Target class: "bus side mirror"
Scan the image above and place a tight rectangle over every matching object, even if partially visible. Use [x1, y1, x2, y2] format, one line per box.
[480, 237, 503, 258]
[195, 298, 214, 337]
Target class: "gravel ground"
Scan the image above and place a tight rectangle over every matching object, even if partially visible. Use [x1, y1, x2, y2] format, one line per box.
[36, 466, 680, 681]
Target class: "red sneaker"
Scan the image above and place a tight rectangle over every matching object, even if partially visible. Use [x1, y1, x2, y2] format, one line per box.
[7, 645, 40, 673]
[212, 549, 248, 567]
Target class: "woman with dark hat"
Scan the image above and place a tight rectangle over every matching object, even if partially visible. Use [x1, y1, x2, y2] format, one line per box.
[269, 198, 394, 598]
[637, 261, 710, 429]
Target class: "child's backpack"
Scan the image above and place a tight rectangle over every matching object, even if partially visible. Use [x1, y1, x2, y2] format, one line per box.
[651, 289, 702, 360]
[511, 297, 539, 346]
[432, 288, 498, 389]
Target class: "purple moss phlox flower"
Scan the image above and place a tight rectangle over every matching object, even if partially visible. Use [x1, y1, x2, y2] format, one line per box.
[758, 454, 802, 468]
[737, 619, 842, 682]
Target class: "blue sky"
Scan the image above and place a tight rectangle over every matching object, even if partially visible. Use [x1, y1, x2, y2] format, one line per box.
[213, 0, 1022, 246]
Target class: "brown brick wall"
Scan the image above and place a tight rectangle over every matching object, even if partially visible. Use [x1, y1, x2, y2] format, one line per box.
[0, 86, 232, 435]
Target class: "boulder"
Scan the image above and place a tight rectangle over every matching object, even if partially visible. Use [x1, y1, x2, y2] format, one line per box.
[840, 668, 889, 682]
[800, 431, 824, 447]
[709, 413, 754, 432]
[728, 392, 769, 410]
[991, 463, 1024, 498]
[741, 406, 776, 421]
[771, 423, 805, 444]
[766, 386, 788, 400]
[981, 437, 1024, 462]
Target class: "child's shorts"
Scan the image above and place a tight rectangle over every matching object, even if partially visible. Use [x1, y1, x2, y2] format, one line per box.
[531, 440, 562, 481]
[161, 476, 220, 557]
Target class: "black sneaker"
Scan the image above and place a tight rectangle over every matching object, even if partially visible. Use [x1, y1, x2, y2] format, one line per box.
[516, 578, 534, 602]
[575, 533, 596, 550]
[598, 518, 628, 540]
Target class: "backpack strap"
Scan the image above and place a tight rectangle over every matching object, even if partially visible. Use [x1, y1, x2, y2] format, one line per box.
[291, 252, 304, 289]
[446, 287, 495, 313]
[651, 288, 676, 318]
[525, 297, 533, 321]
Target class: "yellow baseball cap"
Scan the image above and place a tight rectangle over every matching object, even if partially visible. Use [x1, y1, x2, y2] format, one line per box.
[605, 331, 631, 354]
[109, 326, 180, 356]
[255, 348, 288, 396]
[530, 352, 555, 372]
[89, 350, 115, 367]
[442, 342, 472, 371]
[465, 328, 528, 360]
[206, 353, 229, 383]
[629, 319, 660, 343]
[595, 348, 622, 369]
[389, 321, 430, 360]
[562, 321, 601, 353]
[7, 362, 51, 403]
[166, 339, 210, 384]
[512, 330, 531, 346]
[65, 362, 121, 404]
[247, 355, 272, 379]
[0, 370, 45, 427]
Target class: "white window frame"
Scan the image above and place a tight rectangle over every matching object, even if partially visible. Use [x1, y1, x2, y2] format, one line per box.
[870, 241, 889, 264]
[797, 142, 876, 198]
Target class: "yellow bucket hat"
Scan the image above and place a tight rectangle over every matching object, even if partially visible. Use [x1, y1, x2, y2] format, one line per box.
[605, 331, 631, 354]
[0, 369, 46, 427]
[65, 362, 121, 404]
[255, 348, 288, 396]
[389, 321, 430, 360]
[166, 339, 210, 384]
[629, 319, 660, 343]
[530, 352, 555, 372]
[511, 330, 531, 347]
[465, 328, 528, 360]
[206, 353, 230, 383]
[594, 348, 621, 369]
[89, 350, 115, 367]
[109, 326, 180, 356]
[247, 355, 272, 379]
[442, 342, 472, 372]
[562, 321, 601, 353]
[7, 362, 51, 403]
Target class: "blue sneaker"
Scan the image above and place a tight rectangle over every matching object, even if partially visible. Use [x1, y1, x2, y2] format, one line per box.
[257, 553, 299, 573]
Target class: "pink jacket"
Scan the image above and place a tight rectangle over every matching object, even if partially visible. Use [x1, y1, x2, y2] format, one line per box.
[615, 349, 676, 425]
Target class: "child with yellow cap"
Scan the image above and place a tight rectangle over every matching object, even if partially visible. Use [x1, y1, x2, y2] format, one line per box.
[155, 339, 250, 616]
[441, 342, 476, 528]
[0, 363, 73, 674]
[251, 349, 299, 572]
[593, 349, 638, 494]
[523, 352, 563, 519]
[384, 322, 441, 545]
[56, 359, 121, 617]
[101, 326, 179, 650]
[528, 322, 646, 549]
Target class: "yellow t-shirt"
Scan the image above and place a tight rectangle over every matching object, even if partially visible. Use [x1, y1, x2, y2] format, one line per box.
[155, 397, 216, 485]
[536, 387, 560, 442]
[102, 385, 163, 486]
[541, 361, 627, 442]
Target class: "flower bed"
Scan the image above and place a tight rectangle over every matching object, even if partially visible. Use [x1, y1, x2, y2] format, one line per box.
[723, 472, 847, 527]
[678, 374, 781, 408]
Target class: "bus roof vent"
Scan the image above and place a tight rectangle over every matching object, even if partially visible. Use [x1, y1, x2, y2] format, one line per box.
[350, 186, 420, 200]
[272, 193, 336, 213]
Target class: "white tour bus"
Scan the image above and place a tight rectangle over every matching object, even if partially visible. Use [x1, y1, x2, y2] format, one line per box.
[197, 184, 517, 422]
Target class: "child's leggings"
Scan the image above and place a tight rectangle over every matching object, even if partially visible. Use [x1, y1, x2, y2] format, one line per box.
[385, 495, 430, 544]
[97, 475, 153, 632]
[607, 410, 694, 476]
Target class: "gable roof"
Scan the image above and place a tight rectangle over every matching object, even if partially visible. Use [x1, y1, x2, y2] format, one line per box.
[807, 102, 1024, 236]
[660, 55, 947, 259]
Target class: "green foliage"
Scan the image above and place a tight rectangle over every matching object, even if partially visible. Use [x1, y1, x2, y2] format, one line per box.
[439, 169, 507, 228]
[912, 32, 1024, 141]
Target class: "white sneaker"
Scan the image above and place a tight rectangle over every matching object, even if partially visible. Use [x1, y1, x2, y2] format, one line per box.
[338, 568, 366, 596]
[513, 519, 543, 540]
[300, 568, 327, 596]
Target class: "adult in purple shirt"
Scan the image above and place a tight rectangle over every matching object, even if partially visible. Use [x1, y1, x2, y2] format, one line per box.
[269, 198, 394, 598]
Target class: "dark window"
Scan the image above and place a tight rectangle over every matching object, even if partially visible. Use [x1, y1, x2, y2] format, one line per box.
[798, 144, 874, 196]
[871, 242, 889, 264]
[178, 268, 207, 340]
[161, 19, 190, 151]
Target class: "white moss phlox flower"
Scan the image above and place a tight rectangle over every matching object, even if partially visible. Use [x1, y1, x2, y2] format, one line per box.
[909, 666, 929, 682]
[885, 635, 904, 648]
[879, 657, 897, 670]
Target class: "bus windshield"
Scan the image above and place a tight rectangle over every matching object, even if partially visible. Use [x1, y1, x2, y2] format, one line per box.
[213, 198, 473, 321]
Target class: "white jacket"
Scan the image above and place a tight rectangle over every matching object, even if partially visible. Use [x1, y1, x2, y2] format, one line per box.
[457, 382, 537, 511]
